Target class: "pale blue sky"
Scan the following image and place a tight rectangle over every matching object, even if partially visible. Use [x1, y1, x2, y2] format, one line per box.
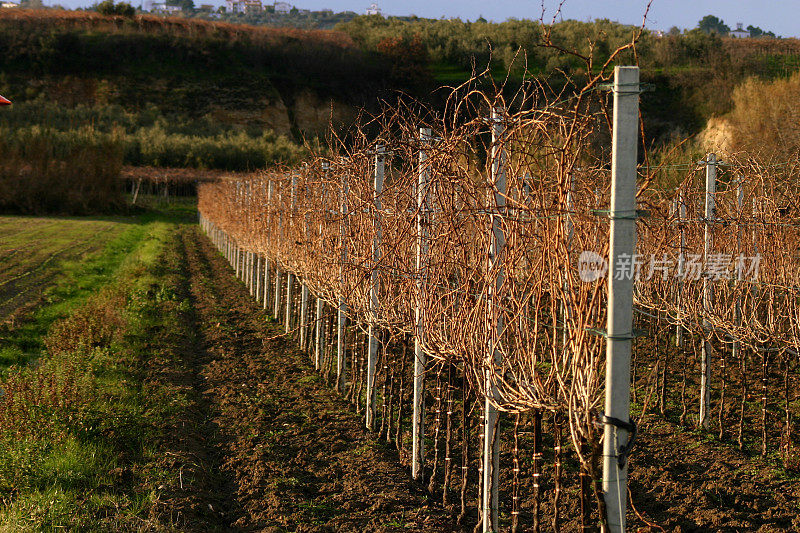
[55, 0, 800, 38]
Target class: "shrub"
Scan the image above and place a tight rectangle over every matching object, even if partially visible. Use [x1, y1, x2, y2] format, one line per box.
[0, 127, 126, 215]
[95, 0, 136, 17]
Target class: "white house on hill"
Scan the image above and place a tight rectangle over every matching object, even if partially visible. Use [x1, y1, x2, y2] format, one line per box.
[730, 22, 750, 38]
[151, 3, 182, 14]
[365, 2, 380, 15]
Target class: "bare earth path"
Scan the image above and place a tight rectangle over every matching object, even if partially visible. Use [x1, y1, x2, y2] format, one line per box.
[148, 225, 454, 532]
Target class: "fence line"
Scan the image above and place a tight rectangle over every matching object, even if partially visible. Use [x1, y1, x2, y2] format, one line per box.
[197, 66, 799, 531]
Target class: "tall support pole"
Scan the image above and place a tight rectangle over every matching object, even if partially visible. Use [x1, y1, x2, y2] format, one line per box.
[602, 65, 640, 533]
[255, 254, 262, 302]
[315, 296, 324, 370]
[300, 172, 310, 351]
[412, 128, 431, 481]
[300, 282, 309, 347]
[263, 256, 271, 310]
[315, 162, 329, 371]
[482, 107, 506, 533]
[252, 252, 256, 294]
[249, 251, 255, 296]
[337, 172, 349, 392]
[273, 185, 283, 320]
[264, 180, 274, 311]
[733, 179, 743, 362]
[700, 153, 717, 429]
[235, 245, 241, 278]
[273, 264, 282, 319]
[286, 173, 298, 333]
[245, 251, 249, 290]
[676, 189, 686, 347]
[285, 271, 294, 332]
[562, 171, 575, 359]
[366, 144, 385, 430]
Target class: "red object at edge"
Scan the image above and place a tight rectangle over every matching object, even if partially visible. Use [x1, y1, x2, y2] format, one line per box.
[0, 95, 10, 106]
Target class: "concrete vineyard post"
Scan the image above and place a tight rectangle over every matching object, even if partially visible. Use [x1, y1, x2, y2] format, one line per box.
[315, 162, 330, 371]
[255, 254, 261, 302]
[286, 173, 298, 333]
[300, 282, 309, 347]
[300, 171, 310, 352]
[700, 153, 717, 429]
[482, 107, 505, 533]
[249, 251, 254, 296]
[412, 128, 431, 481]
[274, 183, 283, 320]
[366, 144, 384, 431]
[274, 266, 282, 319]
[337, 169, 349, 393]
[314, 297, 324, 370]
[263, 256, 271, 311]
[733, 179, 743, 362]
[236, 245, 241, 279]
[285, 272, 294, 332]
[602, 65, 639, 533]
[676, 189, 686, 347]
[561, 171, 574, 362]
[265, 179, 274, 311]
[252, 253, 256, 294]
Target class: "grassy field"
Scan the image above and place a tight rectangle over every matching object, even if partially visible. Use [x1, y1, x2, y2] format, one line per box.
[0, 211, 199, 369]
[0, 205, 451, 530]
[0, 216, 133, 366]
[0, 204, 192, 529]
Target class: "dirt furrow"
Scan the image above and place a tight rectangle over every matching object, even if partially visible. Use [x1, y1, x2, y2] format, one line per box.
[171, 226, 455, 532]
[143, 227, 245, 531]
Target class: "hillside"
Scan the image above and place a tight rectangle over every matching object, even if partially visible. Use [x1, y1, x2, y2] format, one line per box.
[1, 9, 800, 174]
[0, 10, 393, 138]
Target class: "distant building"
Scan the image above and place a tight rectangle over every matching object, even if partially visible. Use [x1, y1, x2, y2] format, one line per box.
[1, 1, 19, 7]
[151, 3, 182, 14]
[243, 0, 262, 12]
[365, 2, 380, 15]
[198, 3, 214, 10]
[273, 1, 291, 14]
[730, 22, 750, 38]
[226, 0, 264, 13]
